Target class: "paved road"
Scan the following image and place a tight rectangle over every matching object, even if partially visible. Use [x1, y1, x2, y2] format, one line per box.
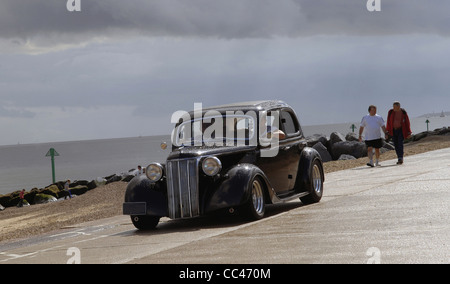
[1, 148, 449, 264]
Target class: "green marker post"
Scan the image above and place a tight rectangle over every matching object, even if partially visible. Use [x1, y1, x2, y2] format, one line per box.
[45, 148, 60, 184]
[425, 119, 430, 132]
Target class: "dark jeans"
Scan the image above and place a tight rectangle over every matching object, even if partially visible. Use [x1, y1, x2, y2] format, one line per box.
[393, 128, 404, 160]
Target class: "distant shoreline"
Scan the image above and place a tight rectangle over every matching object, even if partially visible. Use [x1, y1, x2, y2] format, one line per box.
[0, 134, 171, 148]
[2, 111, 449, 147]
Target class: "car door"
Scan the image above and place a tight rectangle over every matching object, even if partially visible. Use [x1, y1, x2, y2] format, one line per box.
[257, 109, 302, 193]
[278, 109, 303, 190]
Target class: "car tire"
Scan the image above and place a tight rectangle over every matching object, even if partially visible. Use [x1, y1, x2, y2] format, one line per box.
[131, 215, 160, 230]
[243, 176, 266, 220]
[300, 159, 324, 204]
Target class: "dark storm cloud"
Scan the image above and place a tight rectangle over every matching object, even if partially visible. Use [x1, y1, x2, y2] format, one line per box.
[1, 0, 450, 44]
[0, 0, 298, 40]
[2, 0, 450, 145]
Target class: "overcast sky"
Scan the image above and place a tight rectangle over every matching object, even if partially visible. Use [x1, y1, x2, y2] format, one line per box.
[1, 0, 450, 145]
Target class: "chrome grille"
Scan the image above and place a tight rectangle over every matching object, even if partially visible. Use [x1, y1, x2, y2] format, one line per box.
[166, 158, 200, 219]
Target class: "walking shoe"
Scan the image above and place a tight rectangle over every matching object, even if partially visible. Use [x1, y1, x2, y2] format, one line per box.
[367, 162, 374, 167]
[375, 161, 380, 167]
[397, 159, 403, 165]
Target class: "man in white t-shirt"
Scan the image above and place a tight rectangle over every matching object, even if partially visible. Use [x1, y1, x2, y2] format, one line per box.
[359, 105, 387, 167]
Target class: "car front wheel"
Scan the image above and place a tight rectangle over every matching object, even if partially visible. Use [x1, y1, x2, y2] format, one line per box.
[131, 215, 160, 230]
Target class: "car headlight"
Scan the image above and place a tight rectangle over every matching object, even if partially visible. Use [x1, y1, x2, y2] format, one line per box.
[146, 163, 164, 182]
[202, 157, 222, 176]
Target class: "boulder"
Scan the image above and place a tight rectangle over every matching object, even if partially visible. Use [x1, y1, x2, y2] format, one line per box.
[71, 180, 89, 187]
[53, 181, 66, 190]
[70, 185, 89, 195]
[34, 193, 57, 204]
[413, 132, 428, 142]
[16, 199, 30, 207]
[0, 204, 4, 211]
[0, 195, 10, 207]
[435, 127, 450, 135]
[379, 147, 390, 155]
[96, 177, 107, 186]
[24, 190, 38, 204]
[5, 194, 26, 207]
[121, 175, 135, 182]
[338, 154, 356, 160]
[106, 174, 122, 184]
[41, 184, 61, 198]
[306, 134, 328, 147]
[0, 194, 18, 207]
[331, 141, 367, 160]
[312, 142, 332, 162]
[382, 141, 395, 151]
[104, 174, 116, 180]
[329, 132, 346, 145]
[345, 132, 359, 142]
[87, 180, 97, 190]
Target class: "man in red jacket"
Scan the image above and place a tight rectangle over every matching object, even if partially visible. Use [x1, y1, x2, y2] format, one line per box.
[386, 101, 412, 164]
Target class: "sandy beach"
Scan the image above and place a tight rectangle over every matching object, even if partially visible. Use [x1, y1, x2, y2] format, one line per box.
[1, 135, 450, 243]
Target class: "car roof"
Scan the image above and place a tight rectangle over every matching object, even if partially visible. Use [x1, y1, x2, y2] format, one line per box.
[200, 100, 291, 113]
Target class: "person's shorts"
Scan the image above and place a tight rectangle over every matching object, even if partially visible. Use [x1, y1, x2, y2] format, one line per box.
[365, 138, 383, 149]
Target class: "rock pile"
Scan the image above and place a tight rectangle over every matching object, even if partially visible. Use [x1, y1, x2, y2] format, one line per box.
[411, 126, 450, 141]
[307, 126, 450, 162]
[0, 169, 138, 209]
[307, 132, 372, 162]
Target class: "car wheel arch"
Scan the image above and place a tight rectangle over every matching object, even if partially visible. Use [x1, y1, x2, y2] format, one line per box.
[296, 147, 325, 191]
[205, 163, 274, 213]
[238, 164, 274, 206]
[296, 147, 325, 204]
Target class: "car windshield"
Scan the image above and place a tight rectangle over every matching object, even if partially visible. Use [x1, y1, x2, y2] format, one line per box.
[173, 114, 256, 147]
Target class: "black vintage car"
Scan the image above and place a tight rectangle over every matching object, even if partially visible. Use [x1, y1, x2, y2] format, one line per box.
[123, 100, 324, 229]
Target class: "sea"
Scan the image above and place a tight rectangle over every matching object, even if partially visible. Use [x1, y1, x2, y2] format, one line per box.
[1, 116, 449, 196]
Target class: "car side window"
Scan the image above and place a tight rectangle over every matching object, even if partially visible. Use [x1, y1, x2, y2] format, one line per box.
[280, 110, 299, 135]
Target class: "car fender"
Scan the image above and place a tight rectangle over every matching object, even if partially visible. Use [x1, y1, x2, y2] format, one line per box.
[204, 163, 272, 213]
[295, 147, 324, 192]
[123, 174, 168, 217]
